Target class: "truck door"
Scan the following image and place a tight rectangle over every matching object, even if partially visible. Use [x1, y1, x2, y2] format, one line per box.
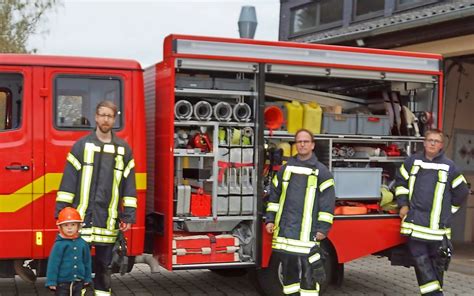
[42, 67, 131, 250]
[0, 67, 35, 258]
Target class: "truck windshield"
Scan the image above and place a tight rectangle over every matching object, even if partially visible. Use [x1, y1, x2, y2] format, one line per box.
[54, 76, 123, 130]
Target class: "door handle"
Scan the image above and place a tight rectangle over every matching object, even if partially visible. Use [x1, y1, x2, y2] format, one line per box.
[5, 165, 30, 171]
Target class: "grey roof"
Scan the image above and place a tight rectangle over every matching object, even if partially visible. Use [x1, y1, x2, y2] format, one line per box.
[292, 0, 474, 44]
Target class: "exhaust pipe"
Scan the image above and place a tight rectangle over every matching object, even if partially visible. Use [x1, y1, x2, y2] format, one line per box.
[194, 101, 213, 121]
[214, 102, 233, 122]
[233, 103, 252, 122]
[174, 100, 193, 121]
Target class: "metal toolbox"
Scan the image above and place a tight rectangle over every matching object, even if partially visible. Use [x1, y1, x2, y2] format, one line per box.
[357, 114, 390, 135]
[213, 78, 253, 91]
[175, 75, 213, 89]
[332, 167, 382, 199]
[322, 113, 357, 134]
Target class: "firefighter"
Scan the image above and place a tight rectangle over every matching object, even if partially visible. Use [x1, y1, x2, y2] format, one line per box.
[395, 129, 469, 295]
[56, 100, 137, 296]
[265, 128, 336, 296]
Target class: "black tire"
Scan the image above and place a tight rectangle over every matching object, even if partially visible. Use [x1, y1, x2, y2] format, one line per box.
[253, 254, 284, 296]
[209, 268, 248, 277]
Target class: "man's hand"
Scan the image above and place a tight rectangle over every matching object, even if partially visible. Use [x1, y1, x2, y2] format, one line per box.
[120, 222, 132, 232]
[48, 286, 56, 291]
[314, 232, 326, 241]
[265, 223, 274, 234]
[399, 206, 409, 219]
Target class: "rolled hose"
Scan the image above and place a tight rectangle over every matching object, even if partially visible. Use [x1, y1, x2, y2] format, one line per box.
[233, 103, 252, 122]
[213, 101, 232, 122]
[194, 100, 213, 121]
[174, 100, 193, 120]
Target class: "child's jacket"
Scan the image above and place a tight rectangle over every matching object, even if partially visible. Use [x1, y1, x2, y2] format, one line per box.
[46, 234, 92, 287]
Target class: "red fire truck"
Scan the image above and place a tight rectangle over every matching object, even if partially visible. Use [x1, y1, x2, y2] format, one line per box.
[0, 35, 443, 294]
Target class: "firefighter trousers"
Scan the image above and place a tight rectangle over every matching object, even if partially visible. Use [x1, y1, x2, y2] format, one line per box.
[408, 239, 443, 295]
[93, 244, 114, 296]
[279, 252, 320, 296]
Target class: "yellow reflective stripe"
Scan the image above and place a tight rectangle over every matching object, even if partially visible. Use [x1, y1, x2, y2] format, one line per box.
[78, 143, 99, 218]
[300, 288, 319, 295]
[308, 252, 321, 264]
[283, 283, 300, 294]
[123, 196, 137, 208]
[401, 221, 450, 235]
[274, 236, 316, 248]
[408, 165, 419, 201]
[94, 289, 112, 296]
[272, 174, 278, 188]
[272, 242, 312, 254]
[274, 170, 292, 238]
[117, 146, 125, 155]
[399, 164, 409, 180]
[430, 172, 447, 230]
[318, 212, 333, 224]
[103, 144, 115, 154]
[123, 159, 135, 178]
[56, 191, 75, 203]
[107, 155, 123, 230]
[67, 153, 82, 170]
[420, 280, 441, 294]
[81, 233, 117, 244]
[301, 174, 317, 242]
[414, 159, 450, 171]
[266, 202, 280, 212]
[451, 205, 460, 214]
[81, 227, 119, 236]
[395, 186, 410, 196]
[319, 178, 334, 192]
[285, 165, 318, 176]
[452, 174, 467, 188]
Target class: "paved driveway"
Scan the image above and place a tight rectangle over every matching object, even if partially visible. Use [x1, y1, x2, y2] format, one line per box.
[1, 256, 474, 295]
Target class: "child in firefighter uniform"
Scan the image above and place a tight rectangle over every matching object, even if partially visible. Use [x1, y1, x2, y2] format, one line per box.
[265, 129, 336, 295]
[46, 207, 92, 295]
[395, 129, 469, 295]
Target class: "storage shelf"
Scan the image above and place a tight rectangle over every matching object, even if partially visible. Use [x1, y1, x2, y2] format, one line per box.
[265, 130, 424, 142]
[175, 120, 254, 127]
[173, 150, 215, 157]
[173, 216, 255, 222]
[175, 88, 257, 97]
[333, 157, 405, 163]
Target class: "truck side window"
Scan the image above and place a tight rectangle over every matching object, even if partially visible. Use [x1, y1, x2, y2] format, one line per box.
[0, 73, 23, 132]
[54, 76, 123, 130]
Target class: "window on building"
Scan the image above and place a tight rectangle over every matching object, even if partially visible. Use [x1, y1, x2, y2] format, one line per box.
[354, 0, 384, 21]
[291, 0, 343, 35]
[0, 73, 23, 132]
[396, 0, 439, 11]
[55, 76, 123, 130]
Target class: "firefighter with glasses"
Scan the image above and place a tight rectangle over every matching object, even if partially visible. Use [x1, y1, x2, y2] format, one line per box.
[395, 129, 469, 295]
[56, 100, 137, 296]
[265, 128, 335, 295]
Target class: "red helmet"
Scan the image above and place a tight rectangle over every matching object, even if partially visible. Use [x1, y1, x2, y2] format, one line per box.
[57, 207, 83, 225]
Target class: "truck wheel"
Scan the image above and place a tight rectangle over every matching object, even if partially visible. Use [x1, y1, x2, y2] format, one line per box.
[210, 268, 248, 277]
[253, 255, 284, 296]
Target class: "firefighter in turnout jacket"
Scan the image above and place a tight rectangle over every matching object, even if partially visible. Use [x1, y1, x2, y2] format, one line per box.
[266, 129, 336, 296]
[56, 101, 137, 296]
[395, 129, 469, 295]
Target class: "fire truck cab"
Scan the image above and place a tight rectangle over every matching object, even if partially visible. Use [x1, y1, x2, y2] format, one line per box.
[0, 55, 147, 278]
